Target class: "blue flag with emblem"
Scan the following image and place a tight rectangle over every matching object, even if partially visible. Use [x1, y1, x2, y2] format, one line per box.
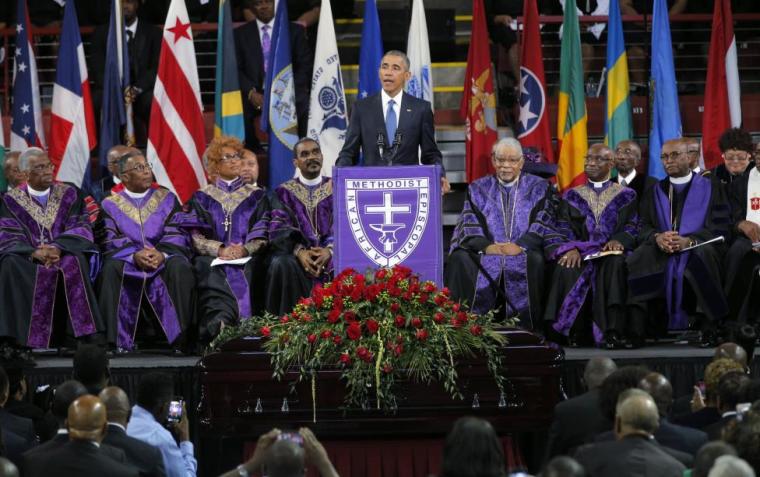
[358, 0, 383, 99]
[214, 0, 245, 141]
[261, 0, 298, 189]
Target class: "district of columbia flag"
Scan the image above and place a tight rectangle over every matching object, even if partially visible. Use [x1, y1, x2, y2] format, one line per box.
[648, 0, 682, 180]
[517, 0, 554, 163]
[405, 0, 434, 109]
[460, 0, 497, 182]
[261, 0, 298, 189]
[556, 0, 588, 190]
[49, 0, 97, 188]
[604, 0, 633, 149]
[214, 0, 245, 141]
[702, 0, 741, 170]
[306, 0, 347, 176]
[147, 0, 207, 203]
[10, 0, 45, 151]
[357, 0, 383, 99]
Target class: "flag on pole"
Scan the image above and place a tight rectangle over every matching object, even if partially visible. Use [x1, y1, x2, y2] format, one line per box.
[648, 0, 682, 179]
[405, 0, 433, 108]
[604, 0, 633, 148]
[99, 0, 134, 179]
[261, 0, 298, 189]
[517, 0, 554, 163]
[556, 0, 588, 190]
[147, 0, 207, 203]
[49, 0, 97, 188]
[214, 0, 245, 141]
[307, 0, 347, 176]
[702, 0, 741, 170]
[357, 0, 383, 99]
[10, 0, 45, 151]
[0, 120, 6, 192]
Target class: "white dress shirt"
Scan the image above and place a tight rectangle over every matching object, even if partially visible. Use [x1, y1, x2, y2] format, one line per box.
[381, 89, 403, 124]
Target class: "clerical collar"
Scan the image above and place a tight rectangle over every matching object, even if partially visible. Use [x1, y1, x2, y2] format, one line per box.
[299, 175, 323, 187]
[669, 172, 693, 185]
[618, 169, 637, 185]
[589, 179, 609, 189]
[113, 175, 122, 185]
[497, 176, 519, 188]
[692, 166, 702, 174]
[27, 185, 50, 197]
[124, 188, 150, 199]
[221, 177, 238, 186]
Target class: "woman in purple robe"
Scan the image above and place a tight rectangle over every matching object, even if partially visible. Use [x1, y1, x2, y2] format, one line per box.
[188, 136, 270, 341]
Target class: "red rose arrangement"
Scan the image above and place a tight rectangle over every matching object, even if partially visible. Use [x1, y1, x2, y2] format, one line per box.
[211, 265, 511, 412]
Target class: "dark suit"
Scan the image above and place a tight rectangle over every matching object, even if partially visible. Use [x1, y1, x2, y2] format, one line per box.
[575, 435, 686, 477]
[22, 432, 129, 472]
[618, 172, 656, 206]
[234, 20, 313, 148]
[545, 389, 612, 459]
[103, 424, 166, 477]
[24, 440, 138, 477]
[594, 418, 707, 457]
[673, 406, 721, 430]
[336, 92, 444, 170]
[704, 414, 737, 441]
[0, 409, 36, 446]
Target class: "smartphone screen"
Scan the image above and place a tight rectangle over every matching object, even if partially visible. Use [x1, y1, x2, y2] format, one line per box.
[167, 400, 183, 423]
[277, 432, 304, 447]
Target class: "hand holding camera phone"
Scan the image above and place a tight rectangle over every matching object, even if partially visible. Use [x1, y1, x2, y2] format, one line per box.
[167, 399, 184, 424]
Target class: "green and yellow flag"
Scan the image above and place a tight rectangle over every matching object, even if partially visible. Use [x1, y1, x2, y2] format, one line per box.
[604, 0, 633, 148]
[213, 0, 245, 140]
[557, 3, 588, 190]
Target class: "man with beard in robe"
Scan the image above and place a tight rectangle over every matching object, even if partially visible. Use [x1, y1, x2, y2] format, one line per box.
[97, 149, 196, 352]
[267, 138, 333, 316]
[0, 147, 103, 349]
[543, 144, 639, 349]
[189, 136, 270, 341]
[447, 138, 560, 328]
[627, 139, 731, 347]
[725, 140, 760, 324]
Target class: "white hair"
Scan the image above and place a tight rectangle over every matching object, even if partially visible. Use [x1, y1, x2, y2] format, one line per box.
[18, 147, 46, 172]
[708, 456, 756, 477]
[492, 137, 523, 157]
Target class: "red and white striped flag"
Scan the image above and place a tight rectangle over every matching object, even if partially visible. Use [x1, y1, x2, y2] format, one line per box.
[49, 0, 96, 187]
[147, 0, 206, 202]
[702, 0, 741, 170]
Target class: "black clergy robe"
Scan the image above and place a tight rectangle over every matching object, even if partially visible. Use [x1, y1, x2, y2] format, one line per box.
[446, 172, 561, 328]
[725, 167, 760, 322]
[543, 181, 638, 344]
[267, 177, 333, 316]
[627, 174, 730, 336]
[97, 187, 196, 351]
[0, 184, 103, 348]
[189, 178, 270, 340]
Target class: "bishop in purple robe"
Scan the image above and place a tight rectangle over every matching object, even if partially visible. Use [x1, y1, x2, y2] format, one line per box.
[267, 138, 333, 315]
[96, 150, 196, 351]
[188, 136, 270, 340]
[446, 138, 561, 329]
[627, 139, 731, 347]
[0, 148, 103, 348]
[543, 144, 639, 349]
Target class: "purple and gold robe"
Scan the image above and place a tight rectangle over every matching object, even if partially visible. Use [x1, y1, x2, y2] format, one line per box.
[544, 182, 638, 343]
[447, 173, 560, 327]
[267, 177, 333, 315]
[98, 187, 195, 350]
[0, 183, 102, 347]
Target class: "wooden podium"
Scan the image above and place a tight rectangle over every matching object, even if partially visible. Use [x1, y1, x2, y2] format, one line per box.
[197, 329, 563, 476]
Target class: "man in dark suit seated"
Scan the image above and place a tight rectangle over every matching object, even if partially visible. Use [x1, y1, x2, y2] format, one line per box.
[704, 371, 750, 441]
[336, 50, 450, 193]
[24, 395, 138, 477]
[575, 389, 686, 477]
[613, 140, 656, 206]
[544, 357, 617, 459]
[99, 386, 166, 477]
[0, 367, 36, 460]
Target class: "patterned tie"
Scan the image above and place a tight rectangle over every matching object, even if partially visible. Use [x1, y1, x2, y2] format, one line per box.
[261, 25, 271, 74]
[386, 99, 397, 145]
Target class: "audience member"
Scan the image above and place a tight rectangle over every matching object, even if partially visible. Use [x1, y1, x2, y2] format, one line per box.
[693, 441, 738, 477]
[72, 345, 110, 395]
[439, 417, 507, 477]
[1, 153, 22, 191]
[0, 458, 18, 477]
[545, 357, 617, 459]
[705, 372, 751, 440]
[127, 372, 196, 477]
[675, 358, 745, 430]
[267, 138, 334, 315]
[575, 389, 686, 477]
[725, 415, 760, 473]
[614, 140, 656, 205]
[541, 455, 586, 477]
[99, 386, 166, 477]
[239, 149, 260, 187]
[713, 128, 754, 186]
[708, 455, 756, 477]
[3, 367, 56, 443]
[90, 145, 130, 204]
[598, 366, 650, 424]
[685, 138, 710, 177]
[0, 367, 35, 465]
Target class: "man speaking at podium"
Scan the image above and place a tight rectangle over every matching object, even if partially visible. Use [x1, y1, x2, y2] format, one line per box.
[336, 51, 450, 192]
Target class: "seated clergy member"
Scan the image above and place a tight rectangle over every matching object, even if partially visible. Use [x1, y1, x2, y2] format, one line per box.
[189, 136, 270, 341]
[686, 137, 710, 177]
[239, 149, 260, 188]
[2, 152, 23, 191]
[0, 148, 103, 349]
[627, 139, 730, 347]
[724, 140, 760, 323]
[91, 145, 129, 203]
[543, 144, 639, 349]
[447, 138, 560, 328]
[614, 140, 655, 204]
[97, 149, 196, 352]
[711, 128, 754, 186]
[267, 138, 333, 315]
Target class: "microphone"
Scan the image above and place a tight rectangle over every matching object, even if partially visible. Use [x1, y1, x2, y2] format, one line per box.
[377, 130, 386, 159]
[388, 131, 402, 165]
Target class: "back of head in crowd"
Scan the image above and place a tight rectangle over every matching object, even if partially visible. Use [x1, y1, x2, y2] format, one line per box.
[718, 372, 751, 414]
[598, 366, 650, 422]
[708, 455, 756, 477]
[52, 380, 89, 425]
[615, 389, 660, 438]
[706, 359, 746, 404]
[68, 395, 108, 444]
[694, 441, 738, 477]
[137, 371, 175, 416]
[98, 386, 132, 427]
[583, 357, 617, 391]
[72, 345, 110, 395]
[638, 372, 673, 418]
[440, 417, 506, 477]
[265, 439, 305, 477]
[725, 414, 760, 472]
[541, 456, 585, 477]
[0, 457, 19, 477]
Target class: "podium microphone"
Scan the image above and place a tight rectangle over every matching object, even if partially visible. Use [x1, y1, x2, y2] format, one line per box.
[377, 130, 386, 159]
[388, 131, 402, 165]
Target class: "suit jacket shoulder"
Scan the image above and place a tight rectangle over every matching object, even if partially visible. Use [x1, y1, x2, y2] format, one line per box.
[104, 425, 166, 477]
[27, 441, 137, 477]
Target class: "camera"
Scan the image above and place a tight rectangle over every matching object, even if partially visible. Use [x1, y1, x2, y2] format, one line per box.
[167, 399, 183, 424]
[277, 432, 304, 447]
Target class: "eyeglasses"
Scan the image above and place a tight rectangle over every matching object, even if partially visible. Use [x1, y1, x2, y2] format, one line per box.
[122, 163, 152, 174]
[30, 163, 55, 172]
[584, 155, 611, 164]
[660, 151, 685, 161]
[615, 148, 638, 156]
[220, 153, 241, 162]
[493, 155, 523, 165]
[723, 152, 750, 162]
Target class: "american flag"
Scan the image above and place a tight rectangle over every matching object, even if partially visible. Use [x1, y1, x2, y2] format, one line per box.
[10, 0, 45, 150]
